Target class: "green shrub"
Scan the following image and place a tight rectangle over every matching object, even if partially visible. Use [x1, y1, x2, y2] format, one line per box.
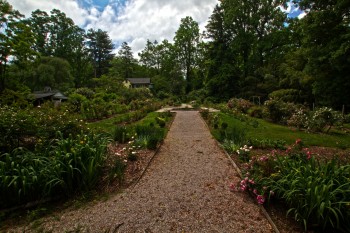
[113, 126, 132, 143]
[68, 93, 87, 113]
[247, 105, 266, 119]
[156, 117, 166, 128]
[268, 89, 300, 102]
[264, 99, 299, 124]
[134, 125, 164, 150]
[147, 136, 160, 150]
[74, 88, 95, 99]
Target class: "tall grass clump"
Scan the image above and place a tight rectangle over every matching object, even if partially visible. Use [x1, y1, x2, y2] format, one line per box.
[112, 125, 132, 143]
[134, 125, 164, 150]
[0, 132, 110, 209]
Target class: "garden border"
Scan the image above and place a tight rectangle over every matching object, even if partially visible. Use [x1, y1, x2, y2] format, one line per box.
[129, 111, 177, 191]
[199, 111, 281, 233]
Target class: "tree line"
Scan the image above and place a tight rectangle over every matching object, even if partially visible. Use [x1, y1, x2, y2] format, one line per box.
[1, 0, 349, 110]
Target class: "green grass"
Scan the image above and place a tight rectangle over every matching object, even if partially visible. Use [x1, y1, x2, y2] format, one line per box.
[212, 112, 350, 149]
[87, 113, 130, 133]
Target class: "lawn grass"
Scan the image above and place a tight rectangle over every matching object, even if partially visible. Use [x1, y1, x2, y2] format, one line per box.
[212, 112, 350, 149]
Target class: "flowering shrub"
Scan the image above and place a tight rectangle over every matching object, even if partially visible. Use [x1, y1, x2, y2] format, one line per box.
[306, 107, 342, 133]
[236, 145, 252, 162]
[0, 105, 84, 153]
[227, 98, 254, 113]
[287, 108, 308, 130]
[230, 139, 350, 232]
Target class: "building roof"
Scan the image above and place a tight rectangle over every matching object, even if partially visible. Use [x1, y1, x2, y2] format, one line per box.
[29, 91, 68, 100]
[127, 78, 151, 84]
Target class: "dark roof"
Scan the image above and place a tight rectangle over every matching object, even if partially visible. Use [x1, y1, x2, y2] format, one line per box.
[29, 91, 68, 100]
[127, 78, 151, 84]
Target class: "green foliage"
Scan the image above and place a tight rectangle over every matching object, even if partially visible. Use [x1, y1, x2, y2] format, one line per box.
[264, 99, 299, 124]
[248, 138, 286, 150]
[33, 56, 74, 91]
[221, 139, 240, 154]
[220, 125, 247, 145]
[0, 132, 109, 208]
[234, 140, 350, 231]
[174, 16, 200, 93]
[68, 93, 87, 113]
[247, 105, 266, 119]
[206, 111, 350, 149]
[268, 89, 300, 102]
[0, 105, 84, 153]
[109, 158, 126, 184]
[113, 126, 132, 143]
[0, 89, 30, 108]
[86, 28, 114, 78]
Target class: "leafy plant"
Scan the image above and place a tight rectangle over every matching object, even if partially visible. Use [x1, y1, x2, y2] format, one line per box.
[232, 140, 350, 232]
[113, 125, 132, 143]
[109, 158, 126, 184]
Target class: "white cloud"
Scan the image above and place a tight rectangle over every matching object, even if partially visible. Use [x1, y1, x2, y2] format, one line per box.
[8, 0, 90, 26]
[7, 0, 218, 56]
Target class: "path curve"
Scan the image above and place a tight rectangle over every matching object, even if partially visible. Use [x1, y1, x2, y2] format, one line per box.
[17, 111, 274, 232]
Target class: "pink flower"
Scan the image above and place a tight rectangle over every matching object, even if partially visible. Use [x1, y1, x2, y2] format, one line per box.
[229, 183, 237, 192]
[257, 195, 265, 205]
[253, 189, 258, 195]
[249, 179, 255, 184]
[240, 184, 247, 191]
[295, 139, 302, 145]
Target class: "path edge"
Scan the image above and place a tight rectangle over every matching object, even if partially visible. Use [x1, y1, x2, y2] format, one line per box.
[129, 112, 177, 191]
[198, 111, 281, 233]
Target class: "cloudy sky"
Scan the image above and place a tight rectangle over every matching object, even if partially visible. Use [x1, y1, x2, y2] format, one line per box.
[7, 0, 303, 56]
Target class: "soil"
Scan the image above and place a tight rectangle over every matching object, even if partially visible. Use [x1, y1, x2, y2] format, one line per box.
[3, 110, 323, 233]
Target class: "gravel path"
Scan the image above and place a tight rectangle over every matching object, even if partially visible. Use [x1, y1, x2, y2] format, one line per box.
[14, 111, 274, 232]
